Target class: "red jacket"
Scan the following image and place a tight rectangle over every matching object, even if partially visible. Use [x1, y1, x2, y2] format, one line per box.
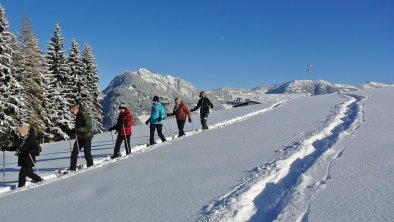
[113, 109, 133, 136]
[169, 102, 191, 121]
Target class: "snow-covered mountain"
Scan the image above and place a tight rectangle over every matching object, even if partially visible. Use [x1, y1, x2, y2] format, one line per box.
[356, 81, 394, 89]
[266, 80, 359, 95]
[263, 80, 393, 95]
[101, 68, 197, 127]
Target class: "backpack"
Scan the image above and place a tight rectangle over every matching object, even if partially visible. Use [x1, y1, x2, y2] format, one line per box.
[32, 143, 42, 156]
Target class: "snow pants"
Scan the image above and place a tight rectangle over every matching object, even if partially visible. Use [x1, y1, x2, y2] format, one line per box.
[200, 113, 209, 130]
[150, 124, 167, 145]
[18, 162, 42, 187]
[70, 138, 94, 171]
[114, 134, 131, 155]
[177, 120, 186, 137]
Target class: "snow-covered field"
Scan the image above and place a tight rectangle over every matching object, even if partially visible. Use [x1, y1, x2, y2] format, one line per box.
[0, 88, 393, 222]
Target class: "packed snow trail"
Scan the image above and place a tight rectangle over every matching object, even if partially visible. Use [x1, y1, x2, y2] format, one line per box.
[0, 100, 287, 197]
[198, 94, 365, 222]
[306, 88, 394, 222]
[0, 94, 344, 222]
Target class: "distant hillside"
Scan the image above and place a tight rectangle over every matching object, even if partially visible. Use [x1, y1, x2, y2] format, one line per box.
[101, 68, 197, 128]
[266, 80, 357, 95]
[265, 80, 393, 95]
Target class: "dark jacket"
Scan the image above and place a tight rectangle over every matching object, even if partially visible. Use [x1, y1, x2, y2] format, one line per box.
[111, 108, 133, 136]
[168, 102, 191, 121]
[75, 109, 93, 139]
[7, 133, 40, 167]
[191, 97, 214, 114]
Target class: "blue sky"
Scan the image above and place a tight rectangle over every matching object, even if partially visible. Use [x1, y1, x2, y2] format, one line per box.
[2, 0, 393, 90]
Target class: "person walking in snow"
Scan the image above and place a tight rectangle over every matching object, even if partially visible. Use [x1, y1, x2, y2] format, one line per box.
[68, 104, 94, 171]
[167, 98, 192, 137]
[108, 103, 133, 158]
[145, 96, 167, 145]
[191, 91, 214, 130]
[1, 126, 43, 187]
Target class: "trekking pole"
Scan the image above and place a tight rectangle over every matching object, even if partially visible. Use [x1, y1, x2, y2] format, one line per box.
[122, 124, 130, 154]
[69, 139, 72, 150]
[162, 124, 169, 132]
[110, 131, 115, 148]
[2, 150, 5, 183]
[28, 154, 41, 177]
[167, 117, 172, 134]
[75, 134, 81, 168]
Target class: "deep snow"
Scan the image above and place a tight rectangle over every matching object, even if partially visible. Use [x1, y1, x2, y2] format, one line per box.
[0, 88, 393, 222]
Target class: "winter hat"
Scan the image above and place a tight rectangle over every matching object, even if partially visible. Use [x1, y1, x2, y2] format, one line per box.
[152, 96, 160, 102]
[119, 103, 127, 109]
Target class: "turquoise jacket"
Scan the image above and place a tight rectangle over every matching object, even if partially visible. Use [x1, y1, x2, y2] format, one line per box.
[149, 102, 165, 125]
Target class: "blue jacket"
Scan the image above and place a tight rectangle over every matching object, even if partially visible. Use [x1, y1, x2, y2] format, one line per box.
[149, 102, 165, 125]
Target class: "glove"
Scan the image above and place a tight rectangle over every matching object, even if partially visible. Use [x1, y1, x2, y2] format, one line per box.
[156, 117, 162, 122]
[188, 118, 192, 123]
[67, 128, 76, 135]
[109, 126, 115, 131]
[145, 120, 149, 125]
[15, 148, 21, 157]
[166, 113, 171, 117]
[210, 104, 214, 108]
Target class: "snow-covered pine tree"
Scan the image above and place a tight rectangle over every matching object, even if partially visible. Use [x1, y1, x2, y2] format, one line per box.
[67, 38, 85, 105]
[82, 44, 103, 133]
[16, 17, 47, 141]
[44, 24, 72, 141]
[9, 30, 29, 123]
[0, 5, 25, 147]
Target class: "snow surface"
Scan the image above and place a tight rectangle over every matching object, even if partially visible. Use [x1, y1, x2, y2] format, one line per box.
[1, 88, 393, 222]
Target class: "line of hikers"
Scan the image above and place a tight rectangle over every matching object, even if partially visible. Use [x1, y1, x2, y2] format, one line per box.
[1, 91, 214, 187]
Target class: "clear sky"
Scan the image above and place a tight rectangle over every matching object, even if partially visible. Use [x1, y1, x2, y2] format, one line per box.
[2, 0, 393, 90]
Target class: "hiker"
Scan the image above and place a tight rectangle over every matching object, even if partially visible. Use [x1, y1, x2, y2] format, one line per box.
[145, 96, 167, 145]
[167, 98, 192, 137]
[68, 104, 94, 171]
[191, 91, 214, 130]
[1, 126, 43, 187]
[108, 103, 133, 158]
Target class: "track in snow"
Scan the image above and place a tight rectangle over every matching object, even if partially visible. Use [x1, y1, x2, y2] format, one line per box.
[0, 100, 287, 198]
[197, 94, 366, 222]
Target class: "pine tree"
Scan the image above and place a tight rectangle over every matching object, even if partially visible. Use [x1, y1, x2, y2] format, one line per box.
[9, 32, 28, 122]
[16, 17, 47, 141]
[0, 5, 25, 147]
[82, 44, 103, 133]
[67, 38, 85, 101]
[44, 24, 72, 141]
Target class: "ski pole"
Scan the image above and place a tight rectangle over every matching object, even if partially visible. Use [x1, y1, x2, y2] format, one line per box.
[122, 124, 130, 154]
[167, 117, 172, 134]
[69, 139, 72, 150]
[110, 131, 115, 148]
[75, 134, 81, 167]
[28, 154, 41, 177]
[2, 150, 5, 183]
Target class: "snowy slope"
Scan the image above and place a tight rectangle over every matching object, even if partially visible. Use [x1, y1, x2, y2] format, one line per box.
[1, 88, 393, 222]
